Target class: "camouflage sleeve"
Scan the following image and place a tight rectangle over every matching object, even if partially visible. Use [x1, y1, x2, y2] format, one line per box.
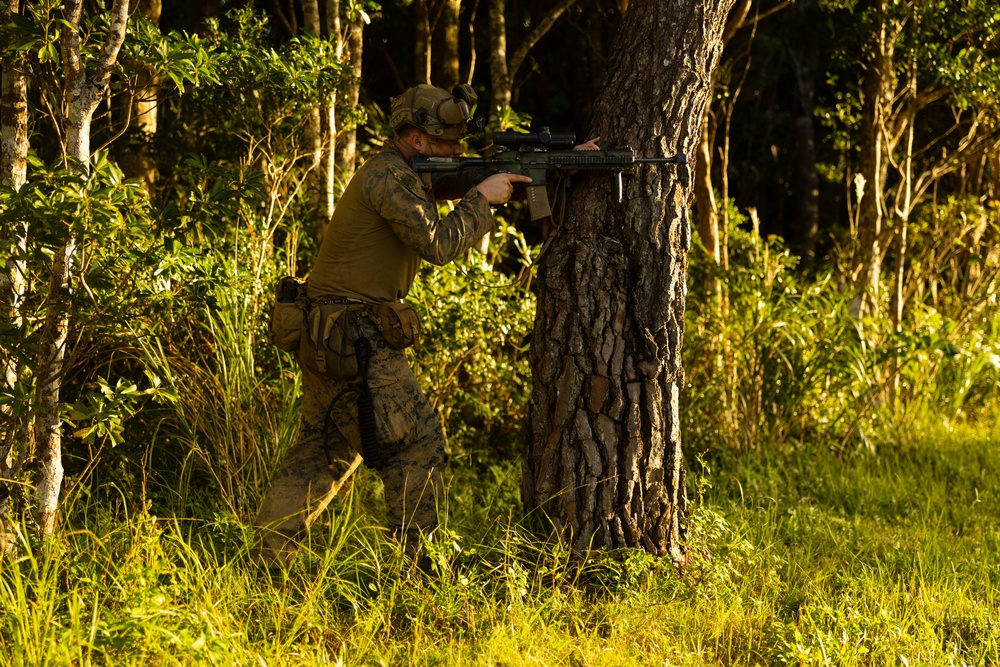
[429, 168, 493, 200]
[367, 162, 495, 266]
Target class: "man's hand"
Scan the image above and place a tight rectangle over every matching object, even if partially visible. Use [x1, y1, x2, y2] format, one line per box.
[477, 173, 533, 205]
[574, 137, 601, 151]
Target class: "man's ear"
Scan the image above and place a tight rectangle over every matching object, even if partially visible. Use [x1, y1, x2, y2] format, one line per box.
[407, 131, 427, 152]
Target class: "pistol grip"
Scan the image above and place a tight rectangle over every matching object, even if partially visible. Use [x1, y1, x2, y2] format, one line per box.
[526, 185, 552, 220]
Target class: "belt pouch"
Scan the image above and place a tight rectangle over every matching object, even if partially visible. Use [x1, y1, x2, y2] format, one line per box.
[370, 301, 421, 349]
[300, 303, 360, 380]
[270, 277, 308, 352]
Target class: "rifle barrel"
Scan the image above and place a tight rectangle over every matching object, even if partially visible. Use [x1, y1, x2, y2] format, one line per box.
[634, 155, 689, 165]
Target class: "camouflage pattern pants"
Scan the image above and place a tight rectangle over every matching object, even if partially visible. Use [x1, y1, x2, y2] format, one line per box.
[254, 318, 444, 565]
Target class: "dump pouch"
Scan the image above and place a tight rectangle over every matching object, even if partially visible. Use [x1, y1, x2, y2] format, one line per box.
[370, 301, 421, 349]
[299, 303, 360, 380]
[270, 277, 309, 352]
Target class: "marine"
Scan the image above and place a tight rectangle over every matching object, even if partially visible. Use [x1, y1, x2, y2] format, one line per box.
[254, 84, 532, 566]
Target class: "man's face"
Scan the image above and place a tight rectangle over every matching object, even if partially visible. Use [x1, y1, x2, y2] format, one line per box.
[412, 131, 464, 158]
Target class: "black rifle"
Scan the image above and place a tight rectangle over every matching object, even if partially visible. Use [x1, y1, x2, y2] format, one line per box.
[411, 128, 688, 220]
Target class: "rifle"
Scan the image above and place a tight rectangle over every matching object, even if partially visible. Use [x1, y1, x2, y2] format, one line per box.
[411, 128, 688, 220]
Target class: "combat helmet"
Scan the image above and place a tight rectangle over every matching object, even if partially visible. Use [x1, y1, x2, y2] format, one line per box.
[390, 84, 483, 140]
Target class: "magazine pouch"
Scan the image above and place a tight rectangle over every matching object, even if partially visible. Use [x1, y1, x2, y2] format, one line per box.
[369, 301, 421, 350]
[270, 277, 308, 353]
[300, 303, 360, 380]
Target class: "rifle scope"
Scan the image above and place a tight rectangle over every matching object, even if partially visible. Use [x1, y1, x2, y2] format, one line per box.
[493, 128, 577, 150]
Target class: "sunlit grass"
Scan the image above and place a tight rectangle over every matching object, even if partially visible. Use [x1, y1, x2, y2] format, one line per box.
[2, 418, 998, 665]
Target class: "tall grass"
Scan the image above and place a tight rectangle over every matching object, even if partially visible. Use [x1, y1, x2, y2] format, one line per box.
[2, 419, 998, 665]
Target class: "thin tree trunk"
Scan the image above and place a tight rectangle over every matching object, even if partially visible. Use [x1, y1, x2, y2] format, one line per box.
[489, 0, 578, 119]
[414, 0, 432, 84]
[324, 0, 342, 222]
[788, 24, 819, 269]
[851, 0, 894, 319]
[334, 18, 363, 183]
[1, 0, 30, 547]
[118, 0, 161, 189]
[694, 120, 719, 263]
[524, 0, 734, 561]
[463, 0, 480, 85]
[692, 0, 751, 264]
[33, 0, 130, 539]
[488, 0, 510, 116]
[432, 0, 461, 86]
[301, 0, 327, 242]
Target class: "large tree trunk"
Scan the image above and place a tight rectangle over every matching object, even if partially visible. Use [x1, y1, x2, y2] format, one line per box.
[524, 0, 733, 561]
[33, 0, 130, 539]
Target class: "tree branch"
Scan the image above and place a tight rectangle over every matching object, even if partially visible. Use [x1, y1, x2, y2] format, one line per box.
[91, 0, 131, 93]
[61, 0, 85, 90]
[508, 0, 578, 83]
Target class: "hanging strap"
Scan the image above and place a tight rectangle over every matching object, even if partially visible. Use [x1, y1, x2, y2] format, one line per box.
[321, 334, 383, 470]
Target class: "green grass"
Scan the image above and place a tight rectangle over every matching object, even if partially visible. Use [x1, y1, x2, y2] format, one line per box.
[3, 417, 999, 665]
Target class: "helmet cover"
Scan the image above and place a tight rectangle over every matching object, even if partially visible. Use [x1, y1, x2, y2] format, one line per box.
[390, 84, 479, 140]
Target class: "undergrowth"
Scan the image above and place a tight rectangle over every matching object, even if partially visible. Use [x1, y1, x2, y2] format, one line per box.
[2, 418, 999, 665]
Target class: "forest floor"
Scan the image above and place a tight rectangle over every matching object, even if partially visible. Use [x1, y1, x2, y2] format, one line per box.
[2, 415, 999, 665]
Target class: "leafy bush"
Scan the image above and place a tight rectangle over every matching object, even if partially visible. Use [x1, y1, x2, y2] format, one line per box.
[683, 197, 1000, 457]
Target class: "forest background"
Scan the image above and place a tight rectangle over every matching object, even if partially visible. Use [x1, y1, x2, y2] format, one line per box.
[1, 0, 1000, 664]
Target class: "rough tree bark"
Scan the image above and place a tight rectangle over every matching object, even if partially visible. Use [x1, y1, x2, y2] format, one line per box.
[524, 0, 734, 561]
[32, 0, 130, 538]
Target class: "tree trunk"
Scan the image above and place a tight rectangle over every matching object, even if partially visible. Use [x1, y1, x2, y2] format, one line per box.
[693, 120, 719, 263]
[851, 0, 895, 319]
[334, 18, 363, 183]
[691, 0, 751, 265]
[414, 0, 432, 84]
[524, 0, 733, 561]
[488, 0, 578, 120]
[301, 0, 327, 242]
[32, 0, 130, 538]
[787, 4, 819, 269]
[488, 0, 510, 116]
[432, 0, 461, 86]
[117, 0, 161, 189]
[324, 0, 342, 220]
[1, 0, 30, 547]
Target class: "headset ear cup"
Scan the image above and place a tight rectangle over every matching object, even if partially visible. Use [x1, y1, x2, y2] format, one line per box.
[452, 83, 478, 108]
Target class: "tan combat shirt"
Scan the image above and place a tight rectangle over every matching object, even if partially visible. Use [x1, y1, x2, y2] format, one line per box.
[308, 145, 494, 303]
